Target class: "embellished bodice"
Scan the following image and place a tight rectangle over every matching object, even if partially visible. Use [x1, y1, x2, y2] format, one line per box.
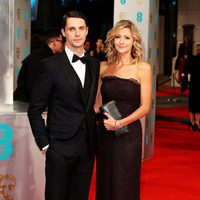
[101, 76, 140, 117]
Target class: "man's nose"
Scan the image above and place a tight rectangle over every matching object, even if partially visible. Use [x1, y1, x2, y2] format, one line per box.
[75, 29, 80, 36]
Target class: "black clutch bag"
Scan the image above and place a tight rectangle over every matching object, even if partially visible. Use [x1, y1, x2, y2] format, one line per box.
[99, 100, 129, 136]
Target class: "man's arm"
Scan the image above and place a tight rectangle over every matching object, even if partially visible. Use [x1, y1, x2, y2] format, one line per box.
[27, 61, 53, 150]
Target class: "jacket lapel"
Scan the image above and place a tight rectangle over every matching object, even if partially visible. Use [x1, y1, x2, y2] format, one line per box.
[59, 51, 84, 103]
[86, 57, 97, 112]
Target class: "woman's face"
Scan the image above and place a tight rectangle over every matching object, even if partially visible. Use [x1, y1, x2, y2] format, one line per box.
[114, 27, 134, 55]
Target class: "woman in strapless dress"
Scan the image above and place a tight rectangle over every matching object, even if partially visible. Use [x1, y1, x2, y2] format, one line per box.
[94, 19, 152, 200]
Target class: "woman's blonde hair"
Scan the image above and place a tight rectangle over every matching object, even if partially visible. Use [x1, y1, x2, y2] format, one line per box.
[104, 20, 143, 64]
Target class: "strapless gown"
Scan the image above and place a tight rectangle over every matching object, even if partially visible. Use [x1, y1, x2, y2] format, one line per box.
[96, 76, 142, 200]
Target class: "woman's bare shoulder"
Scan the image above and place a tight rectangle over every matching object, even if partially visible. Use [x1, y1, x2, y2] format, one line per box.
[100, 61, 110, 76]
[137, 61, 151, 69]
[137, 61, 151, 73]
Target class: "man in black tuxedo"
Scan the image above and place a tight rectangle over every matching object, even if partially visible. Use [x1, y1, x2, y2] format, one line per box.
[28, 11, 100, 200]
[14, 29, 63, 102]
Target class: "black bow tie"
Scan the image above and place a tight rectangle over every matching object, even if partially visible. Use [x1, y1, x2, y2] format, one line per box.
[72, 54, 87, 64]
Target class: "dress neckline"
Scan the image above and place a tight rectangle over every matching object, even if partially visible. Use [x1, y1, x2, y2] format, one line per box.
[101, 75, 140, 85]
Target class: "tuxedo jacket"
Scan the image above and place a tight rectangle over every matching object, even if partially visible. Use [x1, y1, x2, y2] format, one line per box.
[28, 50, 100, 156]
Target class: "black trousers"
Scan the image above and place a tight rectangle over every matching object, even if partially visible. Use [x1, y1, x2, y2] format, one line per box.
[45, 147, 94, 200]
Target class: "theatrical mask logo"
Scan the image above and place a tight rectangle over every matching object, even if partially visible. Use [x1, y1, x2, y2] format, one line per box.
[0, 175, 16, 200]
[16, 9, 21, 20]
[137, 0, 143, 4]
[24, 28, 28, 40]
[150, 12, 153, 23]
[119, 12, 127, 20]
[16, 47, 21, 59]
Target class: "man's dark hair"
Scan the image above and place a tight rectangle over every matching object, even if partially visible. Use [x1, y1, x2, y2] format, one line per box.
[61, 10, 87, 29]
[43, 28, 62, 44]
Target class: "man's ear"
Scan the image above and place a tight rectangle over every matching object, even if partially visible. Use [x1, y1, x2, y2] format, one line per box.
[61, 28, 66, 37]
[86, 27, 89, 36]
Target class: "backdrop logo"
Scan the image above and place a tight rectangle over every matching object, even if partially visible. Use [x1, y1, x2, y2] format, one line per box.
[24, 47, 29, 58]
[137, 0, 143, 4]
[16, 47, 21, 59]
[120, 0, 126, 5]
[24, 28, 28, 40]
[136, 11, 143, 22]
[0, 124, 13, 160]
[16, 66, 21, 78]
[25, 8, 29, 21]
[0, 174, 16, 200]
[17, 27, 21, 40]
[17, 8, 21, 20]
[119, 12, 127, 20]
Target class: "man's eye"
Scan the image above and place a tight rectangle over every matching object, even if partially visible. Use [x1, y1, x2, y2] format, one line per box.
[79, 26, 85, 30]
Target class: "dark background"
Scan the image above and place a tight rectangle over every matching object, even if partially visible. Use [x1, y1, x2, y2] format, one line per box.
[31, 0, 114, 42]
[31, 0, 179, 76]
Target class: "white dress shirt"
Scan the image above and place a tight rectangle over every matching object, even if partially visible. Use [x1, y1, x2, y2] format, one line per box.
[65, 46, 86, 87]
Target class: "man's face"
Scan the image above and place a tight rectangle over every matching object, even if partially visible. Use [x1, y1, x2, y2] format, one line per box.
[96, 39, 103, 48]
[84, 41, 90, 51]
[62, 17, 88, 51]
[54, 34, 64, 53]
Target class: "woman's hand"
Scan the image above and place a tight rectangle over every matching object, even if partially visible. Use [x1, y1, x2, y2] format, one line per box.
[103, 112, 116, 131]
[103, 112, 123, 131]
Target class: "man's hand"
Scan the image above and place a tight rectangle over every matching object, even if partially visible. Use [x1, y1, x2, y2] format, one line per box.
[41, 145, 49, 155]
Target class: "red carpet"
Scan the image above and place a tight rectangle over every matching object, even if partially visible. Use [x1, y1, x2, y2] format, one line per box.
[141, 120, 200, 200]
[88, 87, 200, 200]
[156, 87, 188, 97]
[156, 106, 188, 119]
